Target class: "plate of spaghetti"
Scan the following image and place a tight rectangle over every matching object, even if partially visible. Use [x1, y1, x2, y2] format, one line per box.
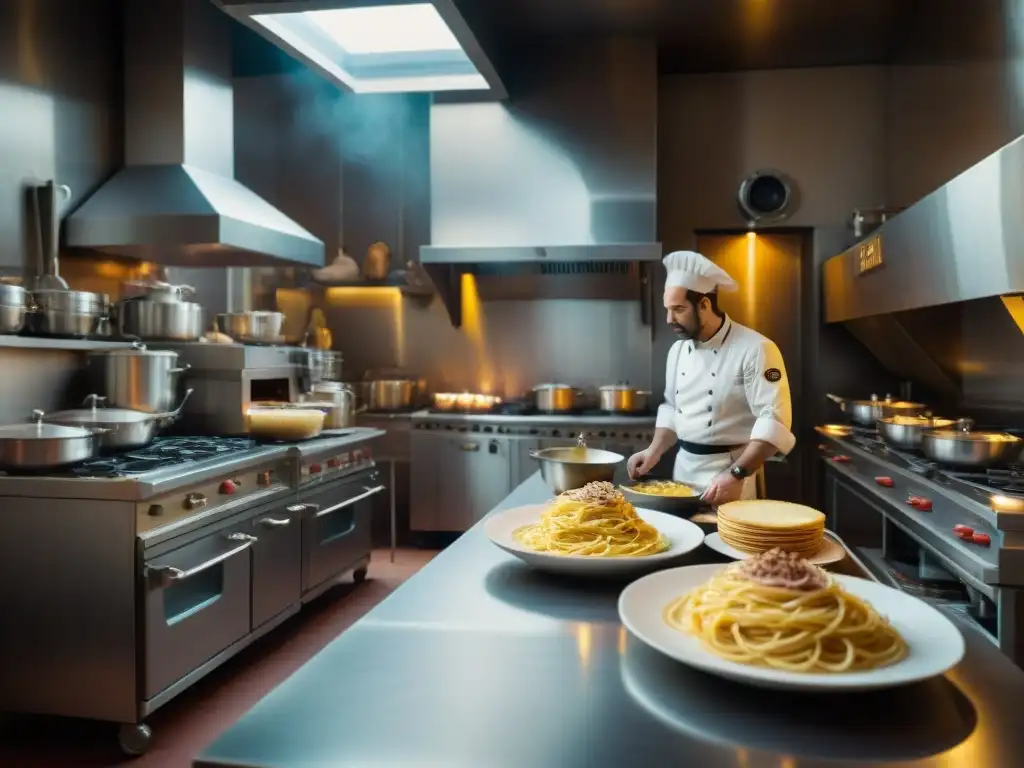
[618, 549, 965, 690]
[485, 481, 705, 575]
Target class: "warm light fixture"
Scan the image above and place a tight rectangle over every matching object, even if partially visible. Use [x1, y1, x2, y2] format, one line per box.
[991, 494, 1024, 512]
[214, 1, 504, 96]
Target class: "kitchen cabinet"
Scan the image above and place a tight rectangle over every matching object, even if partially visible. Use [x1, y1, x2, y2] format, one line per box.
[411, 433, 513, 532]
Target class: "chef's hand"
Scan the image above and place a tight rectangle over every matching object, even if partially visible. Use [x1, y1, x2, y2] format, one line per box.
[627, 449, 658, 480]
[701, 471, 743, 505]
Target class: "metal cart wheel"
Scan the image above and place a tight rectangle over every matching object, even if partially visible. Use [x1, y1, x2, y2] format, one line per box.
[118, 722, 153, 756]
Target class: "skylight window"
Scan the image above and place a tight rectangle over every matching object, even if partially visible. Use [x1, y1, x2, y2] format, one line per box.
[305, 5, 462, 56]
[238, 1, 501, 95]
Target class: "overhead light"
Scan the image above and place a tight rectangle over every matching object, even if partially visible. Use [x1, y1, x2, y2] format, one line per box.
[305, 5, 461, 55]
[215, 1, 504, 97]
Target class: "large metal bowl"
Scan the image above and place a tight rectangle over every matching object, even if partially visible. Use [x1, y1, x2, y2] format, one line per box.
[529, 446, 624, 493]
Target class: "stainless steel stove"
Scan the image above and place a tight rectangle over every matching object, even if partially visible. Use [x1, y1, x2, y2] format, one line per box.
[816, 426, 1024, 666]
[409, 409, 655, 533]
[0, 427, 384, 756]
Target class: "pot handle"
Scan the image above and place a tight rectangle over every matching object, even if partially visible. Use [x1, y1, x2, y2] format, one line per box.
[154, 388, 194, 426]
[826, 394, 847, 410]
[169, 363, 191, 375]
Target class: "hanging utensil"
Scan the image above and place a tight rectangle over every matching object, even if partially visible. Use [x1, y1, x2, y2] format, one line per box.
[34, 181, 72, 291]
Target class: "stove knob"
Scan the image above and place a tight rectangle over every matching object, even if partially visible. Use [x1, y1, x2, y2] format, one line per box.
[257, 470, 272, 486]
[219, 480, 239, 495]
[184, 493, 207, 510]
[972, 532, 992, 547]
[147, 504, 164, 517]
[875, 476, 894, 487]
[310, 463, 322, 474]
[362, 447, 372, 459]
[327, 458, 340, 469]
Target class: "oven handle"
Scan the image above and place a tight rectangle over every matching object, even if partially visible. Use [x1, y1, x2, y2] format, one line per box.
[147, 532, 257, 589]
[305, 485, 386, 519]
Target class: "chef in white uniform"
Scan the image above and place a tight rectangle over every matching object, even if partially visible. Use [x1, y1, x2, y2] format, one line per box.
[627, 251, 795, 504]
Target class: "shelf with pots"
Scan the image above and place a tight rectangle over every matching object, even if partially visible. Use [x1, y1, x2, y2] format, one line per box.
[0, 336, 137, 351]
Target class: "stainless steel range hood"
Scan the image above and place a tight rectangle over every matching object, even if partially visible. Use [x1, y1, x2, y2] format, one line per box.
[420, 38, 660, 267]
[65, 0, 325, 268]
[823, 134, 1024, 323]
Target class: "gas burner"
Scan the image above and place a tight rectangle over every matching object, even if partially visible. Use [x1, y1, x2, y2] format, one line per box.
[945, 467, 1024, 495]
[60, 437, 259, 479]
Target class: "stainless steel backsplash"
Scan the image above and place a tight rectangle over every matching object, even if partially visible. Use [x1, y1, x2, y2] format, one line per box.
[295, 290, 653, 398]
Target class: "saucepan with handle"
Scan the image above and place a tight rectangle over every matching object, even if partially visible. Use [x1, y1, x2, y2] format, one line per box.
[920, 419, 1024, 467]
[826, 393, 928, 427]
[0, 411, 107, 470]
[43, 391, 194, 451]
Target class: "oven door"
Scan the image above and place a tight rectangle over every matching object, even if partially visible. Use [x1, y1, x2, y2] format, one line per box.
[249, 500, 303, 629]
[143, 525, 254, 699]
[300, 471, 382, 595]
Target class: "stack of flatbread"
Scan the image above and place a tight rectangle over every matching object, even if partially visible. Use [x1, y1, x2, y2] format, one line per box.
[716, 500, 826, 556]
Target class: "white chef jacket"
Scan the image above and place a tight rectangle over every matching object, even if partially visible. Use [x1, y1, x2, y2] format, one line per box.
[655, 315, 795, 497]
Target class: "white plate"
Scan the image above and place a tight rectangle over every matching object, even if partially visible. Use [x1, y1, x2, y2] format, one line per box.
[704, 531, 846, 565]
[618, 563, 965, 691]
[484, 504, 706, 576]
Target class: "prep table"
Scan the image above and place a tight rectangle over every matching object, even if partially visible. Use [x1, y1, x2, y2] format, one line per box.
[196, 472, 1024, 768]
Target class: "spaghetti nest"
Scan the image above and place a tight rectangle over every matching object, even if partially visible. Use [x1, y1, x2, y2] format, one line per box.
[514, 481, 668, 557]
[664, 549, 908, 673]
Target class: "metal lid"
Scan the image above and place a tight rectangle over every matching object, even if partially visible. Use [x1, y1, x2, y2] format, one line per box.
[882, 416, 955, 427]
[46, 408, 151, 425]
[0, 413, 96, 440]
[928, 429, 1020, 443]
[599, 383, 634, 392]
[534, 383, 571, 390]
[89, 341, 177, 359]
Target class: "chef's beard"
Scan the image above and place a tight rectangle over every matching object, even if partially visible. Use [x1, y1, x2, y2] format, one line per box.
[671, 317, 701, 340]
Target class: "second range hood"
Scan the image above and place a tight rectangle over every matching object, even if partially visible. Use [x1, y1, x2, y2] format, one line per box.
[823, 134, 1024, 324]
[420, 38, 661, 268]
[65, 0, 324, 269]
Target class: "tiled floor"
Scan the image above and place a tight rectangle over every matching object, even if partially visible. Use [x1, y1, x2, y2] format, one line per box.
[0, 548, 438, 768]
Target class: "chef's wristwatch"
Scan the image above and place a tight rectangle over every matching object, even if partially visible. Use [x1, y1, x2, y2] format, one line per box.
[730, 465, 753, 481]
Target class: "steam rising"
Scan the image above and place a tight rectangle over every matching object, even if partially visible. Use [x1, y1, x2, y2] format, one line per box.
[280, 68, 418, 170]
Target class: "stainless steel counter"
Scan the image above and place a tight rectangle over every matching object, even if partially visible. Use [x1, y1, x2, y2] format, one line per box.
[196, 473, 1024, 768]
[410, 410, 656, 427]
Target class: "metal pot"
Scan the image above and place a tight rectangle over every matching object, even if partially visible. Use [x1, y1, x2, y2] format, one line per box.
[598, 384, 650, 413]
[28, 289, 109, 337]
[88, 342, 190, 414]
[117, 292, 203, 341]
[43, 391, 193, 450]
[216, 311, 284, 343]
[0, 283, 27, 334]
[921, 419, 1023, 467]
[827, 393, 928, 427]
[534, 383, 578, 413]
[530, 444, 625, 493]
[0, 410, 106, 470]
[309, 350, 343, 382]
[305, 381, 358, 428]
[366, 379, 414, 411]
[877, 416, 957, 451]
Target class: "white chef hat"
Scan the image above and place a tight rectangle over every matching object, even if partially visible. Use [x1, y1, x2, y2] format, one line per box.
[663, 250, 739, 293]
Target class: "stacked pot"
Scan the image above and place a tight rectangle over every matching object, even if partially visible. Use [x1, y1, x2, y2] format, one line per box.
[116, 282, 203, 341]
[0, 283, 28, 334]
[0, 344, 193, 470]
